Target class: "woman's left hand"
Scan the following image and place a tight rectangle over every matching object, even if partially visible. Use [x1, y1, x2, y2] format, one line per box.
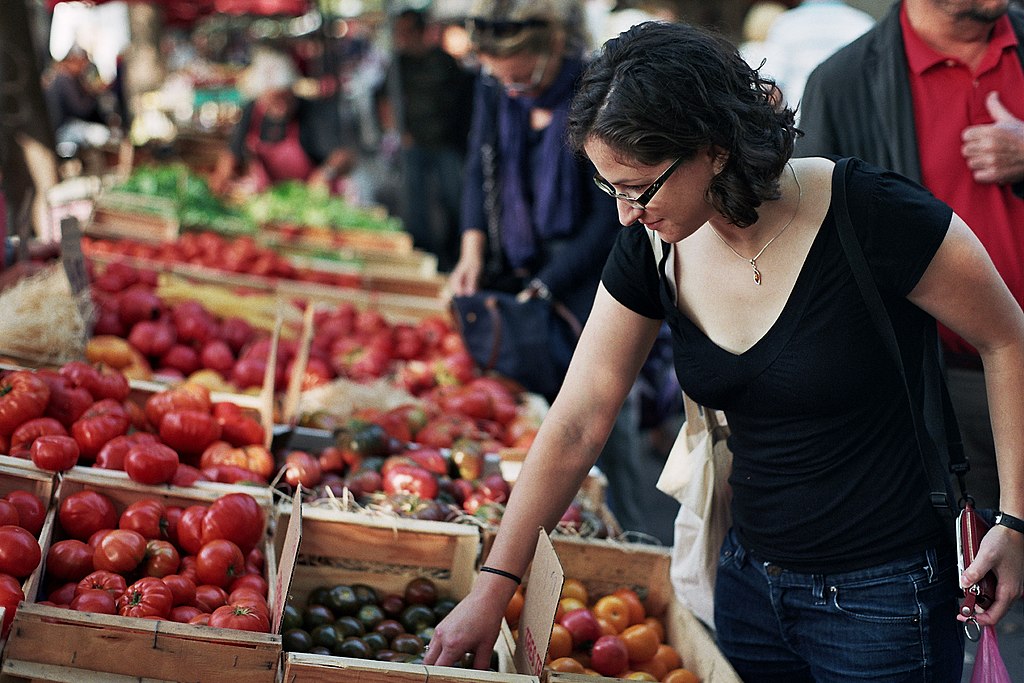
[959, 524, 1024, 626]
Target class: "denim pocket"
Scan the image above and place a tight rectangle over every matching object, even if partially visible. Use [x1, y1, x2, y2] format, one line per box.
[829, 568, 926, 623]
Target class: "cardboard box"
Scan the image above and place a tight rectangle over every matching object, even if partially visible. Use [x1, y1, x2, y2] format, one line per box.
[277, 506, 539, 683]
[541, 536, 741, 683]
[1, 469, 292, 683]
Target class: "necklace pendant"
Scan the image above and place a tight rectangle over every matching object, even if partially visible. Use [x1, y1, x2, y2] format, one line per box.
[751, 262, 762, 285]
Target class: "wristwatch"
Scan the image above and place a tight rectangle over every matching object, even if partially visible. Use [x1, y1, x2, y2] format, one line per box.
[995, 511, 1024, 534]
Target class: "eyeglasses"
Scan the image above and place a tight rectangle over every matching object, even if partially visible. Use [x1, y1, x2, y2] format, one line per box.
[593, 157, 684, 210]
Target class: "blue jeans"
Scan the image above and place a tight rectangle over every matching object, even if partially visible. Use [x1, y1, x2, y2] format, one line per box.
[714, 529, 963, 682]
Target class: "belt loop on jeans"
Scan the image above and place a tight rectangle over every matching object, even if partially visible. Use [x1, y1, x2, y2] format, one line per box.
[924, 547, 938, 582]
[812, 574, 826, 602]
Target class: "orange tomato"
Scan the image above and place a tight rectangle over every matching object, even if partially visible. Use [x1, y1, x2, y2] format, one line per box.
[663, 668, 701, 683]
[624, 672, 658, 681]
[547, 657, 585, 673]
[643, 616, 666, 643]
[613, 587, 647, 626]
[561, 578, 589, 605]
[547, 623, 573, 661]
[630, 656, 668, 680]
[597, 617, 619, 636]
[593, 594, 631, 633]
[620, 623, 660, 663]
[653, 643, 682, 672]
[559, 596, 586, 615]
[504, 587, 525, 628]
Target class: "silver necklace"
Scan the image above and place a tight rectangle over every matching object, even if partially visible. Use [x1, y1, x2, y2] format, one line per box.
[710, 163, 802, 285]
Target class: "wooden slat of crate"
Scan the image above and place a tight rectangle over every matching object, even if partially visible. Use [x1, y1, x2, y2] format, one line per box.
[260, 224, 413, 255]
[2, 470, 280, 683]
[281, 652, 537, 683]
[544, 537, 741, 683]
[87, 206, 179, 244]
[276, 279, 449, 324]
[3, 604, 278, 683]
[1, 658, 175, 682]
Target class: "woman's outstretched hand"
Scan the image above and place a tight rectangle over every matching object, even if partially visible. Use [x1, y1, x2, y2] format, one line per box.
[422, 582, 509, 670]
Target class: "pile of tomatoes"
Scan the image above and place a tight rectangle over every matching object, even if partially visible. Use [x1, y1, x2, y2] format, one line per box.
[508, 578, 700, 683]
[39, 489, 272, 632]
[0, 488, 47, 637]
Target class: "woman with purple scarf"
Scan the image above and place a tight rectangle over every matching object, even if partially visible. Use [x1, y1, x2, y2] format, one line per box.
[451, 0, 620, 328]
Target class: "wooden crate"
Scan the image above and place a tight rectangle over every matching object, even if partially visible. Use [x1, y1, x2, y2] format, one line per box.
[278, 506, 538, 683]
[1, 470, 283, 683]
[87, 192, 179, 244]
[543, 537, 741, 683]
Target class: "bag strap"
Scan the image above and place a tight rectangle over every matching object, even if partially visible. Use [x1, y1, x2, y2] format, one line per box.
[832, 157, 968, 513]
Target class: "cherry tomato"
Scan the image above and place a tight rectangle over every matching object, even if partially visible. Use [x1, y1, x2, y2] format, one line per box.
[200, 493, 264, 554]
[0, 371, 51, 436]
[45, 539, 94, 581]
[117, 576, 173, 618]
[5, 490, 45, 535]
[124, 443, 179, 485]
[196, 539, 245, 588]
[144, 540, 180, 578]
[59, 490, 118, 541]
[76, 569, 127, 599]
[30, 434, 80, 472]
[93, 528, 147, 574]
[0, 525, 41, 577]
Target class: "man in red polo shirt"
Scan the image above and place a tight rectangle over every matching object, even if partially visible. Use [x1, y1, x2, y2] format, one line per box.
[798, 0, 1024, 512]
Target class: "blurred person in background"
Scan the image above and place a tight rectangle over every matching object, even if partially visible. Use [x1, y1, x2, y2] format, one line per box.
[43, 46, 114, 157]
[799, 0, 1024, 513]
[376, 8, 475, 272]
[737, 1, 788, 72]
[755, 0, 875, 114]
[208, 47, 358, 196]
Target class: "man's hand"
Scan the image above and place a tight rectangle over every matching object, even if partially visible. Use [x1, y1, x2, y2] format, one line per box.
[961, 92, 1024, 185]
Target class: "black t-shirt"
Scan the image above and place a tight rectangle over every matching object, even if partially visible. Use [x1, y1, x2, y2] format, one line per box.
[602, 158, 953, 572]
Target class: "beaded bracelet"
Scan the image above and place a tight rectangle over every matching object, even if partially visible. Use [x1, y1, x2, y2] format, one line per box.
[479, 566, 522, 586]
[996, 511, 1024, 535]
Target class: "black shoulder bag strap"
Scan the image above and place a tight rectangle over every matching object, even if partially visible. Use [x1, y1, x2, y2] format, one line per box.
[832, 157, 969, 515]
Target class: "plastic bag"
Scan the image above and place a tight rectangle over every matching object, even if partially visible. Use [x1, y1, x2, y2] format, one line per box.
[970, 626, 1011, 683]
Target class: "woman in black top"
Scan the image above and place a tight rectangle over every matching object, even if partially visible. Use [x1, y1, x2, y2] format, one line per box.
[424, 21, 1024, 680]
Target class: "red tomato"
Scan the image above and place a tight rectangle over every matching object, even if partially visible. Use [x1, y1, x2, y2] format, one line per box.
[159, 410, 221, 457]
[193, 583, 228, 613]
[45, 539, 94, 581]
[164, 505, 183, 546]
[58, 361, 100, 393]
[85, 364, 131, 402]
[87, 528, 113, 548]
[407, 448, 448, 476]
[200, 443, 273, 480]
[207, 602, 270, 632]
[169, 605, 203, 623]
[246, 546, 265, 574]
[30, 434, 80, 472]
[143, 540, 180, 578]
[118, 499, 168, 540]
[170, 463, 207, 487]
[178, 555, 199, 585]
[124, 443, 179, 485]
[282, 450, 322, 488]
[93, 528, 147, 574]
[162, 573, 196, 606]
[0, 579, 24, 637]
[0, 525, 41, 577]
[0, 500, 17, 527]
[59, 490, 118, 541]
[117, 577, 173, 618]
[76, 569, 127, 599]
[95, 432, 159, 471]
[188, 612, 211, 625]
[144, 385, 211, 431]
[382, 464, 439, 499]
[71, 399, 130, 460]
[229, 572, 268, 598]
[48, 581, 79, 605]
[9, 417, 67, 457]
[196, 539, 245, 588]
[4, 490, 45, 535]
[176, 505, 208, 555]
[218, 414, 265, 447]
[0, 371, 51, 436]
[200, 493, 264, 554]
[39, 372, 92, 429]
[70, 588, 117, 614]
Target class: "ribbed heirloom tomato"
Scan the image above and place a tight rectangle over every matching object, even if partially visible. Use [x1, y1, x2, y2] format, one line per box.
[117, 576, 173, 618]
[93, 529, 147, 574]
[200, 493, 264, 554]
[0, 371, 50, 436]
[30, 434, 80, 472]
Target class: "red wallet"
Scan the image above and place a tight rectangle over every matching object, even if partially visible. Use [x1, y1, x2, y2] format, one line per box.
[957, 500, 996, 618]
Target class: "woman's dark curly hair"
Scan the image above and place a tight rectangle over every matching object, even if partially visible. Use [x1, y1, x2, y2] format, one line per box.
[567, 21, 800, 227]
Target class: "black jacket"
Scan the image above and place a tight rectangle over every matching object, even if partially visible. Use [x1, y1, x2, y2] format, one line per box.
[797, 1, 1024, 197]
